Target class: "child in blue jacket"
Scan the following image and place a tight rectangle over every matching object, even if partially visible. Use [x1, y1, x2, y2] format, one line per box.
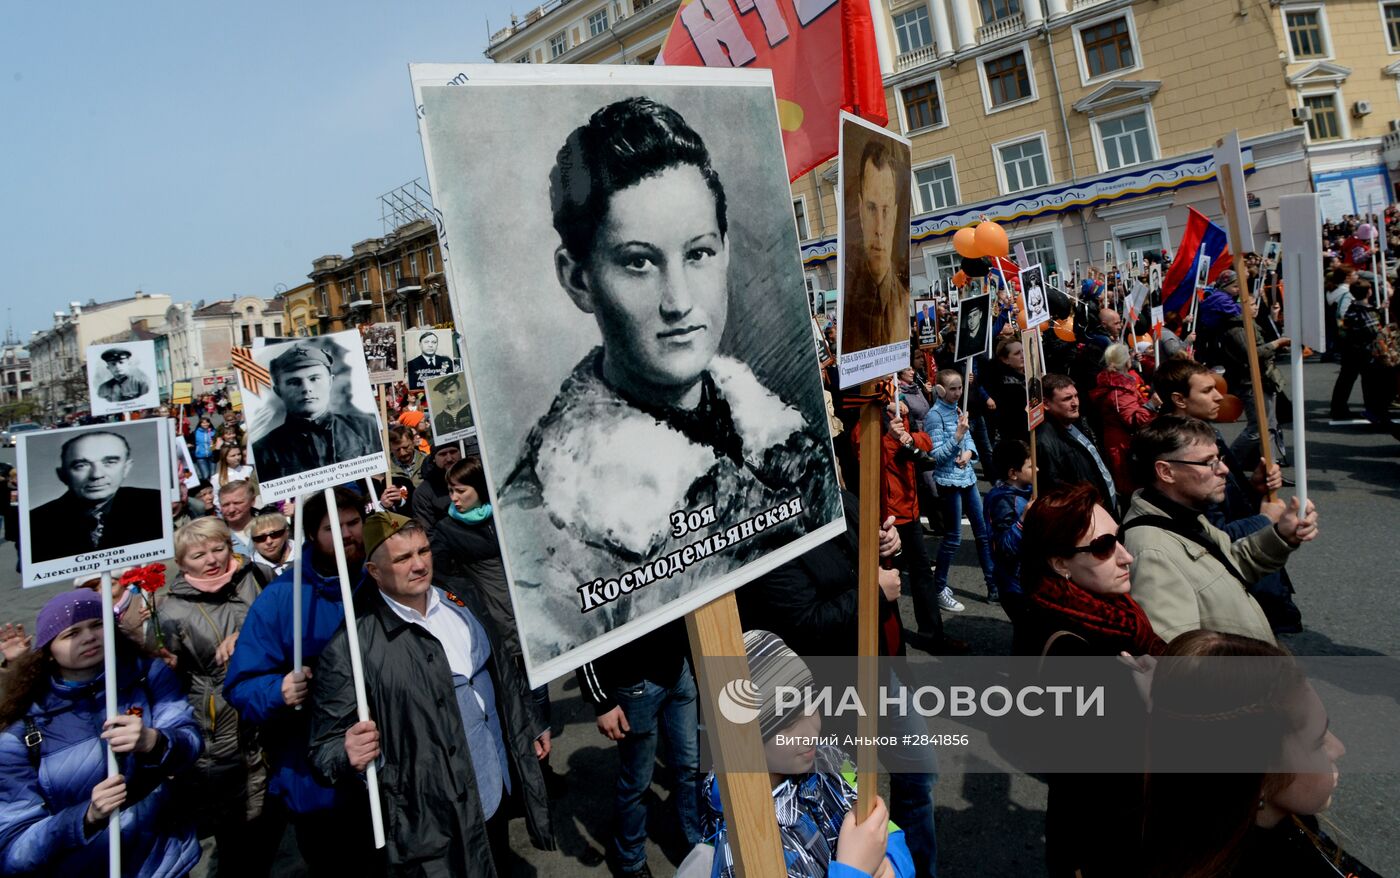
[984, 438, 1035, 615]
[922, 369, 997, 607]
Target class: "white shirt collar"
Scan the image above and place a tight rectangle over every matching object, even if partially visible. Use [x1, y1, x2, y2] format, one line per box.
[380, 586, 441, 624]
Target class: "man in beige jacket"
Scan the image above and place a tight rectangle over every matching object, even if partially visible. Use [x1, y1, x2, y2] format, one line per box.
[1121, 416, 1317, 645]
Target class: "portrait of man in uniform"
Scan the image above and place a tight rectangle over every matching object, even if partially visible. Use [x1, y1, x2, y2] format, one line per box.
[250, 339, 382, 483]
[839, 119, 912, 361]
[96, 348, 150, 402]
[27, 428, 164, 565]
[87, 340, 160, 416]
[405, 330, 458, 390]
[426, 371, 475, 443]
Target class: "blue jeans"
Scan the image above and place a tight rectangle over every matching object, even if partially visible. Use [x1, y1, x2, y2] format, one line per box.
[194, 457, 216, 481]
[933, 484, 996, 594]
[611, 663, 702, 871]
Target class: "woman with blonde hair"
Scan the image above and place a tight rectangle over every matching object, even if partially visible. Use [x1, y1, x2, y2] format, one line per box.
[156, 516, 278, 875]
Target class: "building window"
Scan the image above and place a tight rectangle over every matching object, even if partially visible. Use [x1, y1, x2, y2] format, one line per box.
[793, 198, 810, 239]
[394, 263, 402, 283]
[254, 325, 264, 338]
[381, 267, 392, 289]
[273, 321, 282, 336]
[902, 79, 944, 131]
[1386, 2, 1400, 51]
[983, 48, 1033, 108]
[549, 32, 567, 58]
[997, 135, 1050, 193]
[1011, 232, 1060, 274]
[1080, 17, 1134, 78]
[1303, 93, 1342, 140]
[416, 304, 426, 326]
[408, 253, 417, 275]
[427, 248, 437, 273]
[914, 160, 957, 213]
[978, 0, 1020, 23]
[241, 326, 253, 346]
[1285, 9, 1327, 60]
[514, 55, 530, 63]
[1095, 109, 1155, 170]
[359, 268, 369, 291]
[928, 251, 961, 293]
[893, 5, 932, 54]
[589, 8, 609, 36]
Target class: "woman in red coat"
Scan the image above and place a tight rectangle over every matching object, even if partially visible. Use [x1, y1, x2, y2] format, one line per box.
[1089, 342, 1157, 502]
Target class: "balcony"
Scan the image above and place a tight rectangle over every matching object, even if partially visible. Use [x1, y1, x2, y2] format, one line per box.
[348, 298, 374, 311]
[396, 276, 423, 295]
[896, 43, 939, 72]
[978, 12, 1024, 43]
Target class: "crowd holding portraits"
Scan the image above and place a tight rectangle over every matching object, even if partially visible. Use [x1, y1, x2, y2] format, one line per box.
[241, 330, 385, 501]
[416, 66, 844, 681]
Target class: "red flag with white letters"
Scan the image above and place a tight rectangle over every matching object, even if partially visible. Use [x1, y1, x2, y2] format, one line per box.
[659, 0, 888, 181]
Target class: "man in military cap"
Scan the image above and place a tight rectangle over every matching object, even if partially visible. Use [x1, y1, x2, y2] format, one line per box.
[252, 342, 382, 482]
[429, 373, 473, 438]
[96, 347, 152, 403]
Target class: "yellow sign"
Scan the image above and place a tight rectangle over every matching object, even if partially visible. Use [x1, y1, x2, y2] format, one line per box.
[226, 388, 242, 409]
[172, 381, 193, 404]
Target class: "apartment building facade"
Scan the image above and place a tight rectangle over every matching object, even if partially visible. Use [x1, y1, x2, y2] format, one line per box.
[485, 0, 677, 66]
[307, 219, 449, 334]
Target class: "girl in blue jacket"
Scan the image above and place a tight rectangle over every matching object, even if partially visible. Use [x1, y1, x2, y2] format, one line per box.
[922, 369, 998, 607]
[0, 590, 203, 877]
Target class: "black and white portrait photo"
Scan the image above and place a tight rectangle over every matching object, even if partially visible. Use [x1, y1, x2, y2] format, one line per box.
[914, 299, 939, 347]
[426, 371, 477, 444]
[241, 330, 385, 502]
[954, 292, 992, 363]
[1021, 328, 1045, 430]
[836, 112, 912, 387]
[18, 420, 173, 587]
[1196, 253, 1212, 289]
[87, 340, 159, 417]
[414, 64, 845, 683]
[404, 328, 459, 390]
[1020, 263, 1050, 330]
[362, 322, 404, 385]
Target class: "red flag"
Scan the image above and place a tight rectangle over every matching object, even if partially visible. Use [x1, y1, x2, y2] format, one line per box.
[659, 0, 888, 181]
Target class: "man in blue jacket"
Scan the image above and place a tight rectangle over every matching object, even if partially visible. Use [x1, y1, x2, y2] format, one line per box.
[224, 486, 377, 875]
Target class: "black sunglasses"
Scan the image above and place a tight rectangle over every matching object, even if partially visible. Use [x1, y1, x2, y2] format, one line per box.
[251, 527, 288, 544]
[1069, 533, 1121, 560]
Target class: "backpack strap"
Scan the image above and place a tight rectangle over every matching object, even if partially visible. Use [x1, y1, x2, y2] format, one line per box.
[1120, 515, 1251, 586]
[21, 718, 41, 772]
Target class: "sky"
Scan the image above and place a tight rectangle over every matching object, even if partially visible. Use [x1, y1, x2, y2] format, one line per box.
[1, 0, 524, 342]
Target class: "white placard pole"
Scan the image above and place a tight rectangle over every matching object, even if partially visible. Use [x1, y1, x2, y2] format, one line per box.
[323, 488, 386, 849]
[100, 570, 122, 877]
[1287, 253, 1310, 510]
[291, 496, 304, 698]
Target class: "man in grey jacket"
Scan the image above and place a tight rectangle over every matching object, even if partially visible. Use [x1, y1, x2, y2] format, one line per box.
[1121, 416, 1317, 645]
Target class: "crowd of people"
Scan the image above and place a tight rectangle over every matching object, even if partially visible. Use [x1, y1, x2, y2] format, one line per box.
[0, 213, 1386, 877]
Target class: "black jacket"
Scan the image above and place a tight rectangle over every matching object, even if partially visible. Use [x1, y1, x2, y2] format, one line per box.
[575, 619, 690, 716]
[429, 514, 521, 659]
[983, 358, 1028, 442]
[28, 486, 164, 564]
[410, 456, 452, 534]
[1033, 418, 1114, 510]
[307, 586, 553, 876]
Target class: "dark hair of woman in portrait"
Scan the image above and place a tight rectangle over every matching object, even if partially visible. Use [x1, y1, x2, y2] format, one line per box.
[1142, 630, 1367, 878]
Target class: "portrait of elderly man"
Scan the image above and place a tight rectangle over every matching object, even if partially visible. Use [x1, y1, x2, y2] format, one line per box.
[29, 429, 164, 563]
[406, 331, 457, 390]
[96, 347, 152, 403]
[841, 133, 910, 355]
[428, 372, 474, 439]
[496, 95, 840, 663]
[252, 341, 381, 482]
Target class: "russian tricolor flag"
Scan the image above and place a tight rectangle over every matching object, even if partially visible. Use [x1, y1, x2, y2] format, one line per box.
[1162, 207, 1233, 318]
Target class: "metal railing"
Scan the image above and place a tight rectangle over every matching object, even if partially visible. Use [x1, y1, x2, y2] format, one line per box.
[978, 12, 1025, 42]
[896, 43, 939, 71]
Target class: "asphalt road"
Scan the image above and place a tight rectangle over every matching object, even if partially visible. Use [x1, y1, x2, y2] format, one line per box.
[1, 356, 1396, 876]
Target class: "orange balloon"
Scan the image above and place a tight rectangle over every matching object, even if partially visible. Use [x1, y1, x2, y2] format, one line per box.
[1216, 394, 1245, 423]
[974, 221, 1010, 258]
[951, 270, 968, 287]
[953, 227, 981, 259]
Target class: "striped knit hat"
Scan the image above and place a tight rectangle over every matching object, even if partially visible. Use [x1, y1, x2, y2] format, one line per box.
[744, 629, 815, 740]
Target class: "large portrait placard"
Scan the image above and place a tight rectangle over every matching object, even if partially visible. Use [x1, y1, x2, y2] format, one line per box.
[87, 340, 160, 417]
[241, 330, 385, 502]
[425, 371, 477, 445]
[954, 293, 993, 363]
[18, 420, 173, 587]
[413, 64, 845, 685]
[835, 112, 912, 388]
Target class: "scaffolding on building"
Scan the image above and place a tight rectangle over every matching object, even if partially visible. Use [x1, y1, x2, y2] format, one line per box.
[379, 179, 436, 236]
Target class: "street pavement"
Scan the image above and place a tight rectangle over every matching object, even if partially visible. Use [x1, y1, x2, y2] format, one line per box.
[1, 356, 1396, 876]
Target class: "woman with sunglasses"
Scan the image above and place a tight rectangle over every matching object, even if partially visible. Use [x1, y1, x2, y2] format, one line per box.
[248, 512, 293, 579]
[1013, 481, 1166, 878]
[154, 517, 279, 875]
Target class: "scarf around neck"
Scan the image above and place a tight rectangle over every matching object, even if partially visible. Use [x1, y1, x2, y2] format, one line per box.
[448, 503, 493, 524]
[1028, 573, 1167, 656]
[184, 555, 241, 594]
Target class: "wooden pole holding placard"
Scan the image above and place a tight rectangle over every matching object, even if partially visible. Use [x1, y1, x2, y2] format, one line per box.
[291, 495, 304, 689]
[684, 594, 785, 877]
[1029, 431, 1039, 501]
[100, 570, 122, 878]
[323, 488, 386, 849]
[854, 390, 882, 822]
[1218, 170, 1276, 496]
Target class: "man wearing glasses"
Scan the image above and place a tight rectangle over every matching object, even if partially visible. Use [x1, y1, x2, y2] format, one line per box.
[1121, 416, 1318, 645]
